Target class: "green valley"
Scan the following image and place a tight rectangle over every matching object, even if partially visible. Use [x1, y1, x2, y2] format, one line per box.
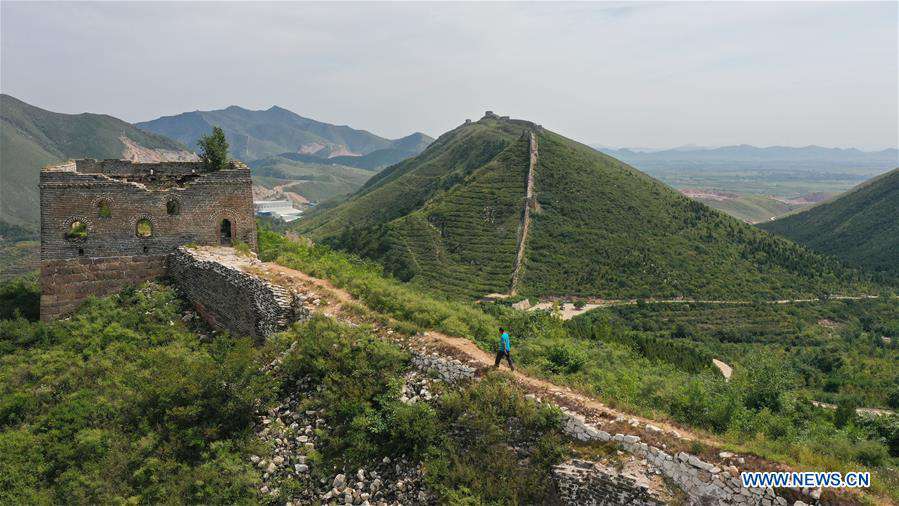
[760, 169, 899, 282]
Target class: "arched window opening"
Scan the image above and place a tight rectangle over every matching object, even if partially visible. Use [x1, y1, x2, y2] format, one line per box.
[97, 200, 111, 218]
[136, 218, 153, 238]
[166, 198, 181, 215]
[65, 220, 87, 240]
[220, 219, 232, 246]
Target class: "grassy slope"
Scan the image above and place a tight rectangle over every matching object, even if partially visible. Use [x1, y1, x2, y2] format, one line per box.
[522, 130, 865, 299]
[299, 117, 872, 300]
[259, 231, 899, 502]
[759, 169, 899, 280]
[384, 134, 531, 298]
[0, 94, 186, 228]
[0, 274, 568, 504]
[298, 117, 527, 245]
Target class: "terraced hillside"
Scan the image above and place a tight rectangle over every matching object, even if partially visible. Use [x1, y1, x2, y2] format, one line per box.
[760, 168, 899, 281]
[298, 113, 872, 300]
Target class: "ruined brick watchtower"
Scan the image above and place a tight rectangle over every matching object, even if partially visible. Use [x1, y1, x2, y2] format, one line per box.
[39, 159, 256, 320]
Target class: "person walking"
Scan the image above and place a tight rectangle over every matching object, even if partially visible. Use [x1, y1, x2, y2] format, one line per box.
[494, 327, 514, 371]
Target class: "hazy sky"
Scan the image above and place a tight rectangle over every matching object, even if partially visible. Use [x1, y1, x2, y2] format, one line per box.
[2, 1, 897, 149]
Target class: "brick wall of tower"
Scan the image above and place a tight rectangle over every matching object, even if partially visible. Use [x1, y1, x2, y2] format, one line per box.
[39, 160, 257, 321]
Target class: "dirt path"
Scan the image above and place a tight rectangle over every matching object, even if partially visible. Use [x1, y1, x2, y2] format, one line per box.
[528, 294, 891, 317]
[509, 131, 538, 296]
[263, 263, 723, 448]
[258, 260, 898, 504]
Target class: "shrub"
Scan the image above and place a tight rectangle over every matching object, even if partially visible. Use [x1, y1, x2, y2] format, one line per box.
[851, 439, 889, 467]
[736, 354, 794, 412]
[888, 388, 899, 410]
[425, 373, 566, 504]
[0, 275, 40, 321]
[0, 283, 265, 503]
[198, 126, 229, 171]
[274, 317, 567, 504]
[543, 342, 587, 374]
[233, 240, 252, 257]
[834, 396, 859, 429]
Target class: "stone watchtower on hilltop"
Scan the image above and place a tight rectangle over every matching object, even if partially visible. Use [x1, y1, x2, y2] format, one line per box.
[39, 159, 257, 320]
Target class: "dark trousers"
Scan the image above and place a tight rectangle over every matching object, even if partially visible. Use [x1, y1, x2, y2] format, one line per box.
[494, 349, 514, 370]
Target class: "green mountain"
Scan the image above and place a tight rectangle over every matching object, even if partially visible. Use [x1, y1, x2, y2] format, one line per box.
[1, 94, 193, 229]
[759, 168, 899, 280]
[136, 105, 433, 163]
[298, 113, 870, 300]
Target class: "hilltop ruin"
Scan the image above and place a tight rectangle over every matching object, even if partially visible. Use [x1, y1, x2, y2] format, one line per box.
[39, 159, 257, 320]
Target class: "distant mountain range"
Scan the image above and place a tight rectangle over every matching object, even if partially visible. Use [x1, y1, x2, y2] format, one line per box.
[0, 94, 195, 229]
[136, 105, 433, 164]
[1, 98, 434, 231]
[596, 144, 898, 166]
[298, 112, 871, 300]
[759, 168, 899, 281]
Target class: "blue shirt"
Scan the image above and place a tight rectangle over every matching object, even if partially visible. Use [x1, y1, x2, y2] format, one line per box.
[500, 332, 511, 353]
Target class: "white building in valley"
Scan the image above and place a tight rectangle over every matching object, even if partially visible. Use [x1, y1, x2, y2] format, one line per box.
[254, 200, 304, 222]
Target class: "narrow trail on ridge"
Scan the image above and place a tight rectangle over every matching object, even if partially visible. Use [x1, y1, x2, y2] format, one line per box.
[260, 260, 892, 505]
[263, 262, 724, 449]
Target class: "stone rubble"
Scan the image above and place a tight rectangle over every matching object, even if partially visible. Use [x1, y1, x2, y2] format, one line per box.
[553, 459, 665, 505]
[553, 405, 810, 506]
[409, 351, 476, 384]
[252, 375, 434, 505]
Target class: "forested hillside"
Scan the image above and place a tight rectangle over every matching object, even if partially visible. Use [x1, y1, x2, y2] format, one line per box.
[760, 168, 899, 281]
[298, 114, 875, 300]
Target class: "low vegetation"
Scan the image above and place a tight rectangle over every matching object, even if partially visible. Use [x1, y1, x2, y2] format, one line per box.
[0, 275, 568, 503]
[270, 316, 567, 504]
[0, 221, 39, 282]
[0, 282, 267, 503]
[299, 116, 877, 301]
[259, 229, 899, 501]
[259, 229, 498, 346]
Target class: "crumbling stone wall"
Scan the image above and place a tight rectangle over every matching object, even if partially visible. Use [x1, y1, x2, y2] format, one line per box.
[410, 352, 476, 383]
[168, 247, 308, 339]
[553, 459, 664, 506]
[557, 409, 797, 505]
[40, 159, 256, 320]
[40, 255, 168, 318]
